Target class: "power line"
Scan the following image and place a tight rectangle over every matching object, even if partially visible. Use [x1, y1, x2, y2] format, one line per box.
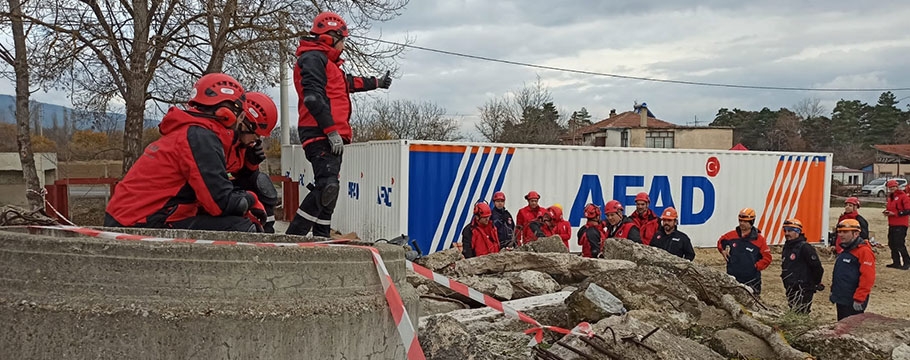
[352, 35, 910, 93]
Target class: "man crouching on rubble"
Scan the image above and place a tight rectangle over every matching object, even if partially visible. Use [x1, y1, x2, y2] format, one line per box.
[104, 73, 259, 232]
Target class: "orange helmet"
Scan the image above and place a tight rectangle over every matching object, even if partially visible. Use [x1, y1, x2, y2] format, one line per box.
[660, 207, 678, 220]
[310, 11, 349, 37]
[474, 202, 492, 218]
[844, 197, 860, 207]
[492, 191, 506, 201]
[836, 219, 861, 232]
[525, 191, 540, 200]
[583, 203, 601, 219]
[548, 205, 563, 220]
[635, 192, 650, 203]
[604, 200, 623, 215]
[738, 208, 756, 221]
[242, 92, 278, 137]
[782, 218, 803, 231]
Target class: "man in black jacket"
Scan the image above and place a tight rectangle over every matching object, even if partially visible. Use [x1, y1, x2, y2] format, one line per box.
[649, 207, 695, 260]
[490, 191, 515, 249]
[780, 218, 824, 314]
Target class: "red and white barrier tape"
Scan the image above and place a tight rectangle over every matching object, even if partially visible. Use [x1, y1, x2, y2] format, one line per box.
[26, 225, 425, 360]
[405, 261, 594, 345]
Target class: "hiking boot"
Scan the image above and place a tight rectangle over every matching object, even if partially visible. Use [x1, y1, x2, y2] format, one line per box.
[886, 263, 902, 269]
[902, 264, 910, 270]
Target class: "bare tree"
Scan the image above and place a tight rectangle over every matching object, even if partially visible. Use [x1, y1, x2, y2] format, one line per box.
[476, 97, 512, 142]
[474, 76, 563, 143]
[0, 0, 46, 210]
[793, 98, 826, 121]
[351, 98, 461, 142]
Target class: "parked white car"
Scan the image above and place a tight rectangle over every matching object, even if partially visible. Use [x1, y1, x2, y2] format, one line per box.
[861, 177, 907, 197]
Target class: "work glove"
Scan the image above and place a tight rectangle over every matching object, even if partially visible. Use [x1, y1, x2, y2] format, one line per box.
[245, 191, 268, 231]
[327, 131, 344, 156]
[852, 301, 864, 311]
[245, 140, 266, 165]
[377, 70, 392, 89]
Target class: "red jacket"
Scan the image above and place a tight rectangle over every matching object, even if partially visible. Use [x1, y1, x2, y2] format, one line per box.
[578, 220, 607, 258]
[294, 37, 380, 146]
[886, 189, 910, 227]
[630, 209, 659, 245]
[605, 217, 641, 243]
[516, 205, 548, 245]
[717, 227, 772, 284]
[551, 219, 572, 248]
[105, 108, 252, 227]
[830, 240, 876, 305]
[461, 219, 500, 257]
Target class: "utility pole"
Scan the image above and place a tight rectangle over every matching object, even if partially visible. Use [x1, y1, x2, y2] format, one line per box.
[279, 12, 291, 147]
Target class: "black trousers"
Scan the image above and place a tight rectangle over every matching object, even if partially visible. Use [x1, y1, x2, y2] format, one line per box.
[785, 284, 815, 314]
[743, 276, 762, 296]
[888, 225, 910, 266]
[286, 140, 342, 237]
[836, 303, 865, 321]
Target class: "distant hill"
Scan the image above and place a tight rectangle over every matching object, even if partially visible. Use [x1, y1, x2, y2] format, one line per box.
[0, 94, 159, 130]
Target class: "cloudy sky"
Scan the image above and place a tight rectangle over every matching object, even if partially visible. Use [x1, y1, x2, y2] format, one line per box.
[4, 1, 910, 139]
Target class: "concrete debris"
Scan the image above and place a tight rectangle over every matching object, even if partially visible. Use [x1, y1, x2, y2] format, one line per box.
[420, 296, 468, 317]
[414, 247, 463, 273]
[515, 236, 568, 253]
[418, 315, 493, 360]
[502, 270, 560, 299]
[893, 344, 910, 360]
[458, 276, 514, 301]
[588, 265, 702, 326]
[711, 328, 777, 360]
[565, 283, 626, 324]
[794, 313, 910, 360]
[422, 291, 572, 329]
[454, 251, 636, 279]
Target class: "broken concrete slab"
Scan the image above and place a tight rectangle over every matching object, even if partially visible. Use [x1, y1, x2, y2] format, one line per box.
[893, 344, 910, 360]
[515, 236, 568, 253]
[589, 265, 702, 326]
[712, 328, 777, 360]
[418, 315, 493, 360]
[414, 247, 463, 273]
[565, 283, 626, 324]
[454, 251, 636, 279]
[794, 313, 910, 360]
[458, 276, 514, 301]
[502, 270, 560, 299]
[423, 291, 572, 326]
[420, 296, 468, 317]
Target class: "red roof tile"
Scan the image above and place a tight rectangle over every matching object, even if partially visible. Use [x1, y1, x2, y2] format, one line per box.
[873, 144, 910, 159]
[564, 111, 676, 140]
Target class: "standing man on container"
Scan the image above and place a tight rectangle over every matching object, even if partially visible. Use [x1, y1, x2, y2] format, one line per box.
[780, 218, 824, 314]
[630, 192, 659, 245]
[286, 11, 393, 237]
[649, 207, 695, 260]
[830, 219, 876, 321]
[717, 208, 772, 295]
[831, 197, 869, 254]
[490, 191, 516, 249]
[883, 179, 910, 269]
[515, 191, 548, 245]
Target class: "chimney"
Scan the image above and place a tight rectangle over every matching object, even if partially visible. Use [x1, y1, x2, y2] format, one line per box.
[639, 102, 648, 127]
[609, 109, 616, 117]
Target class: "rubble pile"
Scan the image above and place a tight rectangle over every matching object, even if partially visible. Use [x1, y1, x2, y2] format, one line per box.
[412, 237, 909, 359]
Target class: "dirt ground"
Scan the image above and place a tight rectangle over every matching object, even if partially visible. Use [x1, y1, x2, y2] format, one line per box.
[695, 206, 910, 324]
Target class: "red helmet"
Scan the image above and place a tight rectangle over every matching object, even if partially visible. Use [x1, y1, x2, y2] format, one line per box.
[583, 203, 601, 219]
[242, 92, 278, 137]
[310, 11, 349, 37]
[188, 73, 245, 127]
[635, 192, 650, 203]
[548, 205, 563, 220]
[887, 179, 899, 188]
[492, 191, 506, 201]
[845, 197, 860, 208]
[525, 191, 540, 200]
[474, 202, 492, 218]
[604, 200, 623, 215]
[660, 207, 678, 220]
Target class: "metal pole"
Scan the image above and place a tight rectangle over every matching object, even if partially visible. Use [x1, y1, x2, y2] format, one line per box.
[279, 13, 291, 146]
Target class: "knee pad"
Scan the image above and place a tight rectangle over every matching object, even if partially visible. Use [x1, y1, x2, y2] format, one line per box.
[255, 172, 279, 207]
[321, 182, 339, 208]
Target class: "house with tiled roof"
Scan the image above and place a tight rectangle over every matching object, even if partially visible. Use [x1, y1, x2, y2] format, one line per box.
[869, 144, 910, 179]
[561, 103, 734, 150]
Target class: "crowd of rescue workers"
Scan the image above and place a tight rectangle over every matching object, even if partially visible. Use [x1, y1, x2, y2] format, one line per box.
[459, 183, 910, 322]
[96, 11, 909, 324]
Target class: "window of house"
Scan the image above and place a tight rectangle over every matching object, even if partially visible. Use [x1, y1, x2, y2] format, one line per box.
[594, 135, 606, 146]
[620, 130, 629, 147]
[646, 131, 674, 148]
[850, 175, 859, 184]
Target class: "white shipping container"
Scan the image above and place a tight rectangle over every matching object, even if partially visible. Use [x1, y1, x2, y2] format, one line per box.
[283, 141, 833, 254]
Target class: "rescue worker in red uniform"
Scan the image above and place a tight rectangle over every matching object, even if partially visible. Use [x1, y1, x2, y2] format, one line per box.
[225, 92, 280, 232]
[883, 179, 910, 269]
[830, 219, 876, 321]
[630, 192, 659, 245]
[286, 11, 392, 237]
[578, 203, 607, 258]
[831, 197, 869, 254]
[490, 191, 516, 249]
[460, 202, 500, 258]
[780, 218, 824, 314]
[104, 73, 258, 232]
[717, 208, 772, 295]
[649, 207, 695, 260]
[548, 204, 572, 249]
[603, 200, 641, 243]
[515, 191, 548, 245]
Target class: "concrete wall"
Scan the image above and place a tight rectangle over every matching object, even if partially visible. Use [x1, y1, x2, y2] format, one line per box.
[0, 227, 419, 359]
[674, 128, 733, 150]
[0, 153, 57, 207]
[870, 163, 910, 178]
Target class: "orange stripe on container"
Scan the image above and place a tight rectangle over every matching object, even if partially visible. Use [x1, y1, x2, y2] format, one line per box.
[758, 159, 787, 232]
[409, 144, 468, 153]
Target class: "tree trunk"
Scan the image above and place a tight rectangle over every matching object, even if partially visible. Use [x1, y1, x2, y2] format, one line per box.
[8, 0, 44, 211]
[121, 0, 151, 174]
[719, 294, 815, 360]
